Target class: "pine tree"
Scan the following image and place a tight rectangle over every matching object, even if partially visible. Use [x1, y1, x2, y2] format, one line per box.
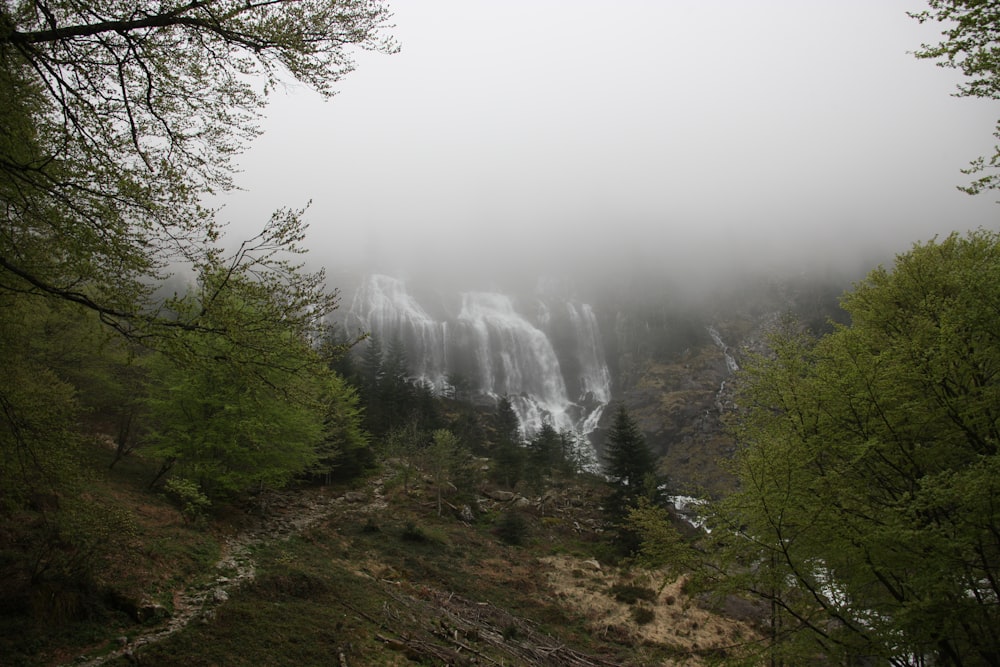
[360, 333, 385, 393]
[603, 403, 658, 521]
[381, 336, 414, 428]
[491, 396, 525, 488]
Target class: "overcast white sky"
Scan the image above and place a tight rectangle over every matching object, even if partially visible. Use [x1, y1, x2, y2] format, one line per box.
[216, 0, 997, 287]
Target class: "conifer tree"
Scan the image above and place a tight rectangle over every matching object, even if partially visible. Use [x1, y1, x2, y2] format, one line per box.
[360, 333, 385, 394]
[381, 336, 414, 427]
[491, 395, 525, 488]
[603, 403, 658, 521]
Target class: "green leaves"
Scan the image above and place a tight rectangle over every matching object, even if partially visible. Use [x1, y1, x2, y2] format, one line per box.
[910, 1, 1000, 194]
[714, 230, 1000, 664]
[1, 0, 395, 334]
[143, 255, 361, 498]
[0, 0, 380, 624]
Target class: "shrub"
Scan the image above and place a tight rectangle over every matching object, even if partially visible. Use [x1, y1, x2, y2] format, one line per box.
[164, 477, 211, 524]
[496, 511, 528, 546]
[400, 521, 428, 542]
[400, 521, 447, 545]
[631, 606, 655, 625]
[610, 583, 657, 605]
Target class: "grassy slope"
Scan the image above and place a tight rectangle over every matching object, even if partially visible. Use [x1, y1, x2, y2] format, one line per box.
[3, 445, 761, 667]
[0, 444, 222, 666]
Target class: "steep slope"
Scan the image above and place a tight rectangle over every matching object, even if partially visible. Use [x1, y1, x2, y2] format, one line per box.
[73, 470, 759, 667]
[598, 272, 853, 496]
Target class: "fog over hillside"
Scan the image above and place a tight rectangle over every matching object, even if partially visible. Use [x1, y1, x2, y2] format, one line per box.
[201, 0, 1000, 460]
[212, 0, 997, 297]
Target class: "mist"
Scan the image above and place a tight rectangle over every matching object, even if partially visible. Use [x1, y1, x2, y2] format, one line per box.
[212, 0, 998, 297]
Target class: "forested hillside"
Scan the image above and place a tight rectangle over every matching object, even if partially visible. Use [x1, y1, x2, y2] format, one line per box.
[0, 0, 396, 653]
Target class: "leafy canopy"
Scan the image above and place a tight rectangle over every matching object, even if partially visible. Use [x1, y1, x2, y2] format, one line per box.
[143, 251, 368, 497]
[711, 229, 1000, 665]
[0, 0, 396, 333]
[0, 0, 388, 622]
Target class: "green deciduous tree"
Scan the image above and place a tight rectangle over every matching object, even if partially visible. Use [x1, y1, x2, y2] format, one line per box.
[0, 297, 82, 512]
[0, 0, 396, 333]
[0, 0, 388, 623]
[711, 230, 1000, 665]
[0, 295, 144, 621]
[911, 1, 1000, 194]
[143, 251, 366, 499]
[0, 0, 392, 496]
[380, 420, 425, 496]
[426, 428, 478, 518]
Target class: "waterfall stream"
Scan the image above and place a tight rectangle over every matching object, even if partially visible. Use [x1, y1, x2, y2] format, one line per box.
[343, 274, 612, 454]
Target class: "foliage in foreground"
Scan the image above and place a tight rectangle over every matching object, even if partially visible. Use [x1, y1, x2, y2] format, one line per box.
[705, 230, 1000, 666]
[0, 0, 393, 625]
[143, 255, 368, 499]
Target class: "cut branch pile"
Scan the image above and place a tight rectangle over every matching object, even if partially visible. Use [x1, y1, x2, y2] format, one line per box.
[369, 583, 624, 666]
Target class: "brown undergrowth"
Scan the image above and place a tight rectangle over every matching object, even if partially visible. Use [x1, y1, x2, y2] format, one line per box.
[4, 447, 761, 666]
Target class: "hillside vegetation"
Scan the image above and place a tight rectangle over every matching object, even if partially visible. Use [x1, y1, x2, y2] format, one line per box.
[1, 440, 759, 666]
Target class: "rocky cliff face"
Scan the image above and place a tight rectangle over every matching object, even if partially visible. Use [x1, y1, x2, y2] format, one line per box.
[605, 317, 764, 495]
[597, 273, 852, 496]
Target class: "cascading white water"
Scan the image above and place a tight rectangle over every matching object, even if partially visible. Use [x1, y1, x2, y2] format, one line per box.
[707, 325, 739, 413]
[457, 291, 576, 435]
[348, 274, 450, 389]
[342, 274, 612, 455]
[565, 301, 612, 404]
[707, 325, 739, 373]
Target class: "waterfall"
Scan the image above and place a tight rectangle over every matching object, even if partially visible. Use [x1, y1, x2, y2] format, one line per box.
[565, 301, 612, 404]
[348, 274, 449, 389]
[341, 274, 612, 454]
[707, 325, 739, 373]
[457, 291, 570, 418]
[707, 325, 739, 414]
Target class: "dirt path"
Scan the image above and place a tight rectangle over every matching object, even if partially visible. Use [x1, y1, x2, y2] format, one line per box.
[67, 487, 360, 666]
